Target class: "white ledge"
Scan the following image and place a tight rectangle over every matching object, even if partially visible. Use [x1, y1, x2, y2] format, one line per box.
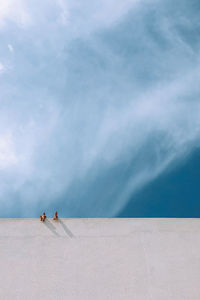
[0, 218, 199, 299]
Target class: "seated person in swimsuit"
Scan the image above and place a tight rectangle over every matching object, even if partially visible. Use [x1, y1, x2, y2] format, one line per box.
[53, 211, 58, 220]
[40, 212, 46, 221]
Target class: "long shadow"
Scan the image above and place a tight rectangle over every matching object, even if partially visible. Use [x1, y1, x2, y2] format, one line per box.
[44, 219, 60, 237]
[58, 219, 74, 238]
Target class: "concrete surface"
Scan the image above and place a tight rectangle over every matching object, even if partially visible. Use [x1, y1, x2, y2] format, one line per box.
[0, 218, 200, 300]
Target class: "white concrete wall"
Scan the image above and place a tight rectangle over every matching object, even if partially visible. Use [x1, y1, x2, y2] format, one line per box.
[0, 218, 200, 300]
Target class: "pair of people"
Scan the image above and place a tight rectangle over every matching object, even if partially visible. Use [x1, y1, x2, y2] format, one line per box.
[40, 211, 58, 221]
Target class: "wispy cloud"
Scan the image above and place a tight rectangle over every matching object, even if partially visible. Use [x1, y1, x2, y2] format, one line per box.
[0, 63, 5, 71]
[0, 0, 31, 28]
[0, 0, 200, 217]
[8, 44, 14, 52]
[0, 133, 18, 169]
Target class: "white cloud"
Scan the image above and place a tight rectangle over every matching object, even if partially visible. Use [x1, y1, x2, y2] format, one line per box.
[0, 133, 18, 169]
[0, 63, 5, 72]
[0, 0, 144, 33]
[0, 0, 31, 28]
[110, 69, 200, 215]
[60, 0, 144, 36]
[57, 0, 69, 26]
[0, 0, 199, 217]
[8, 44, 14, 52]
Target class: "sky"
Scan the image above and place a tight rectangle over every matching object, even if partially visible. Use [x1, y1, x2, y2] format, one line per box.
[0, 0, 200, 217]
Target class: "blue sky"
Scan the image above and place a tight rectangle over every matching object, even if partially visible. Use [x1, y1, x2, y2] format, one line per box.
[0, 0, 200, 217]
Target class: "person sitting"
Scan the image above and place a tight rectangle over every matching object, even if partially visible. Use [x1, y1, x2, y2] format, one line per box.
[40, 212, 46, 222]
[53, 211, 58, 220]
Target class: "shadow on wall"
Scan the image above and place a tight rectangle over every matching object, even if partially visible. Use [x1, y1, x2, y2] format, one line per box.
[44, 219, 60, 237]
[58, 219, 74, 238]
[43, 218, 74, 238]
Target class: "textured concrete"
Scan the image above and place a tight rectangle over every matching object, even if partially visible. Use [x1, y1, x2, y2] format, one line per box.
[0, 218, 200, 300]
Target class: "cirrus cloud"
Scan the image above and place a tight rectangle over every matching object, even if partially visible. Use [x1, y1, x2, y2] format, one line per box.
[0, 0, 200, 217]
